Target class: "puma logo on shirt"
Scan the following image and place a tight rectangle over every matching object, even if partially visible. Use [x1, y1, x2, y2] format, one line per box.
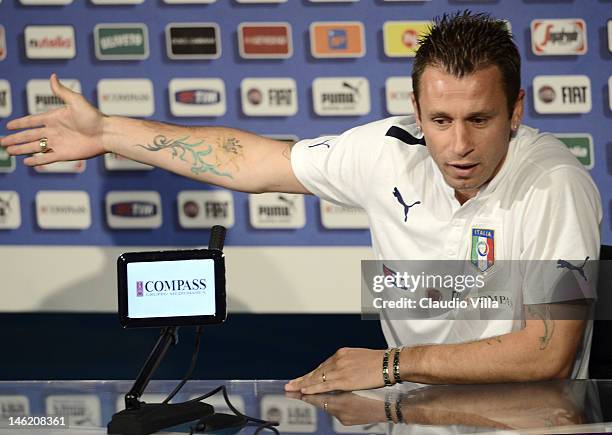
[393, 187, 420, 222]
[557, 257, 590, 281]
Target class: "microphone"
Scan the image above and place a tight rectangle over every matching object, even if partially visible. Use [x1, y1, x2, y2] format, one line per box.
[208, 225, 226, 251]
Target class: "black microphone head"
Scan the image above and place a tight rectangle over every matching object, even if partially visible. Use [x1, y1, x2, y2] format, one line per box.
[208, 225, 226, 251]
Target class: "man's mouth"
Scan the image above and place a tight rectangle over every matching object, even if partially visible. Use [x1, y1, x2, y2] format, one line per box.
[448, 162, 479, 177]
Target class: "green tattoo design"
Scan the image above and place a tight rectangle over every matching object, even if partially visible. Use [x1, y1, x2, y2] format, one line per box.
[136, 135, 234, 178]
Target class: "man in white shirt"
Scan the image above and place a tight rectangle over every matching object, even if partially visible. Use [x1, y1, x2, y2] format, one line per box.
[0, 12, 601, 393]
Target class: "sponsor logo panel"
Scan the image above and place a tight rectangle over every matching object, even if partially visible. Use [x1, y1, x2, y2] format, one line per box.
[94, 23, 149, 60]
[260, 395, 317, 433]
[533, 75, 591, 114]
[27, 78, 81, 115]
[0, 191, 21, 230]
[24, 25, 76, 59]
[238, 22, 292, 59]
[0, 79, 12, 118]
[0, 395, 30, 419]
[104, 153, 154, 171]
[165, 23, 220, 60]
[0, 146, 15, 173]
[169, 78, 226, 117]
[249, 193, 305, 229]
[383, 21, 431, 57]
[385, 76, 414, 115]
[320, 199, 369, 229]
[312, 77, 370, 116]
[0, 25, 6, 60]
[241, 78, 298, 117]
[45, 395, 101, 427]
[555, 133, 594, 170]
[531, 19, 587, 55]
[97, 78, 154, 117]
[178, 190, 234, 228]
[310, 21, 365, 58]
[36, 191, 91, 230]
[35, 160, 86, 173]
[106, 191, 162, 229]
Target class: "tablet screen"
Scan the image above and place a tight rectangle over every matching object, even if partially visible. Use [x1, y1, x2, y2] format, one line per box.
[127, 259, 216, 319]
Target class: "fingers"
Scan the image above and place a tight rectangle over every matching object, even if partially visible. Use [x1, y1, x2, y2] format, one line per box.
[6, 113, 47, 131]
[0, 128, 46, 147]
[23, 150, 58, 167]
[285, 365, 337, 393]
[300, 379, 339, 395]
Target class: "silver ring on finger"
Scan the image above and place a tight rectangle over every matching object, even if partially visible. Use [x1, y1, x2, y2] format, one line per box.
[322, 372, 326, 383]
[323, 402, 328, 412]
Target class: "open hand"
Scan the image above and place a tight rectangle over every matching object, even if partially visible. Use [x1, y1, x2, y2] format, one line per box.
[0, 74, 106, 166]
[285, 347, 387, 394]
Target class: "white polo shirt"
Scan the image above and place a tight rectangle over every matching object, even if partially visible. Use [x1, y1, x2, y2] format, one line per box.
[291, 115, 602, 378]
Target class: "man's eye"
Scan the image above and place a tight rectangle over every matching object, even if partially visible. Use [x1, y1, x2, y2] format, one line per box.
[432, 118, 448, 125]
[471, 118, 487, 125]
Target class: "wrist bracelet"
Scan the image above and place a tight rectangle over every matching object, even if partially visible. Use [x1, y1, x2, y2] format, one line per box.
[382, 349, 393, 387]
[384, 397, 393, 422]
[393, 347, 403, 384]
[395, 398, 404, 424]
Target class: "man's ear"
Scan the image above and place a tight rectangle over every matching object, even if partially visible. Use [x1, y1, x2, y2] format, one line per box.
[511, 89, 525, 129]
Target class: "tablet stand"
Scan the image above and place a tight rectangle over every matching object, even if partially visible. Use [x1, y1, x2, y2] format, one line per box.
[107, 226, 227, 435]
[107, 325, 213, 435]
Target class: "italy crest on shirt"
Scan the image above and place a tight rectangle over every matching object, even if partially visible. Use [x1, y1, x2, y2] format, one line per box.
[471, 228, 495, 272]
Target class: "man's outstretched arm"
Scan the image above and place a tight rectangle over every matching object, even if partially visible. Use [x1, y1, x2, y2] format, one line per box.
[285, 306, 586, 393]
[0, 74, 308, 195]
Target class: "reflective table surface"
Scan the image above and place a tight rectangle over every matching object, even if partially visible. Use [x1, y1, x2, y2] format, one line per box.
[0, 379, 611, 434]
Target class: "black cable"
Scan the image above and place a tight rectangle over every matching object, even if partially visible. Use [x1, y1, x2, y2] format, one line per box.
[186, 385, 224, 404]
[163, 325, 203, 404]
[158, 324, 278, 433]
[187, 384, 279, 432]
[253, 422, 280, 434]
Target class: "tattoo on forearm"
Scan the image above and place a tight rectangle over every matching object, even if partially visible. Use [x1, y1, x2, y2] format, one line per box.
[136, 135, 242, 178]
[528, 306, 555, 350]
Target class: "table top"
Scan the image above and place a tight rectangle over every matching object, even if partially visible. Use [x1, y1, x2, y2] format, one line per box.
[0, 379, 611, 434]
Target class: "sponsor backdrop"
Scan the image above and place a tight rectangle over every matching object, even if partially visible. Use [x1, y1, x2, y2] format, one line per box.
[0, 0, 610, 313]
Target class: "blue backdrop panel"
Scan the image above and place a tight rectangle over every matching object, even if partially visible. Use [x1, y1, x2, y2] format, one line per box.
[0, 0, 610, 246]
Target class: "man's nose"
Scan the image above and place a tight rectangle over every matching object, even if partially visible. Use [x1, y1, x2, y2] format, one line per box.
[452, 123, 474, 157]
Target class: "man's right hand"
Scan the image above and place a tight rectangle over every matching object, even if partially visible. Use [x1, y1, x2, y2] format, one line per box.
[0, 73, 106, 166]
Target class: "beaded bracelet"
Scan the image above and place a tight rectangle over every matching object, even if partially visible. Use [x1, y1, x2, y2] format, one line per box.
[392, 347, 403, 384]
[384, 397, 393, 422]
[395, 398, 404, 423]
[382, 348, 393, 387]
